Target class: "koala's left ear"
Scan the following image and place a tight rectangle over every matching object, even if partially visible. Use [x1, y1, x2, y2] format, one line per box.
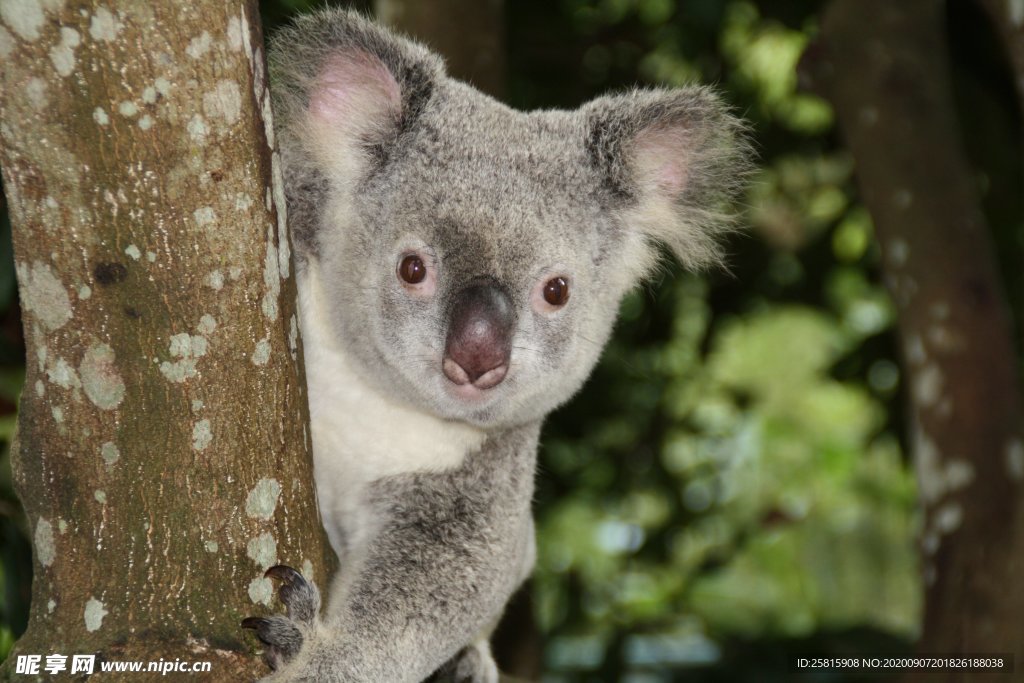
[584, 87, 751, 271]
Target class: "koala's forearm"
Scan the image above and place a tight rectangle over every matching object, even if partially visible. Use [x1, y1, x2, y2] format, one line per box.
[291, 432, 538, 682]
[315, 519, 529, 681]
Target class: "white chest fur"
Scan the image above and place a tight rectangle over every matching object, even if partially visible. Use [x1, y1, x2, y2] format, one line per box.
[295, 260, 487, 555]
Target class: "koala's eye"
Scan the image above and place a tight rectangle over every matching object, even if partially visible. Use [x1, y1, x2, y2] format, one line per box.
[396, 248, 437, 298]
[543, 277, 570, 307]
[398, 254, 426, 284]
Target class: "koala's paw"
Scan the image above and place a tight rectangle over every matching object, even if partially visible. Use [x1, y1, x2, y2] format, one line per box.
[242, 565, 321, 671]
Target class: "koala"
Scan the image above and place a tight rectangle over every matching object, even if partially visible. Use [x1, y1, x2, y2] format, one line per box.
[241, 8, 748, 682]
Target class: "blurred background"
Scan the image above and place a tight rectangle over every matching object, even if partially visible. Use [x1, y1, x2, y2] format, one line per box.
[1, 0, 1021, 681]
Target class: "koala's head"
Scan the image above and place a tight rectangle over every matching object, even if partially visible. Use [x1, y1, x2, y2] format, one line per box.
[270, 10, 748, 430]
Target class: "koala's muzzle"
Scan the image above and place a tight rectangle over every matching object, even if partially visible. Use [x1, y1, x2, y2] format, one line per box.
[443, 283, 514, 390]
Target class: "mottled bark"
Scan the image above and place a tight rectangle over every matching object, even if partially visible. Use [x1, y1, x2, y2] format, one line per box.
[802, 0, 1024, 677]
[374, 0, 506, 99]
[0, 1, 332, 680]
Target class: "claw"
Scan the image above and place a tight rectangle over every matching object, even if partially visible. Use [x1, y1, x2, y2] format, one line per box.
[262, 564, 321, 625]
[241, 564, 320, 671]
[241, 617, 277, 648]
[241, 616, 269, 631]
[240, 614, 305, 669]
[264, 564, 303, 583]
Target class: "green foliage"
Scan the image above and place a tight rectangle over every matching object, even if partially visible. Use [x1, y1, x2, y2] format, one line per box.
[536, 277, 915, 678]
[509, 0, 921, 679]
[720, 2, 832, 134]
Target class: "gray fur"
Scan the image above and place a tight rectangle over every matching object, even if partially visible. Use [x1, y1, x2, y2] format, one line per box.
[255, 8, 749, 681]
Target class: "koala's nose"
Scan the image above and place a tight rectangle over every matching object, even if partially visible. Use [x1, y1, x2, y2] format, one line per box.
[443, 283, 514, 390]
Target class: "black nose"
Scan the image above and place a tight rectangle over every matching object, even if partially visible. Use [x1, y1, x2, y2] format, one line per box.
[443, 283, 513, 390]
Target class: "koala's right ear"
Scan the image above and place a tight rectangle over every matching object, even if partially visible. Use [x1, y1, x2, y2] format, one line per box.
[269, 9, 444, 184]
[583, 88, 751, 274]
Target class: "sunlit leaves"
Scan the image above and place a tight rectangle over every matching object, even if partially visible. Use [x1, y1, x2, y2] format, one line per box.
[748, 153, 855, 250]
[832, 207, 875, 263]
[721, 2, 833, 133]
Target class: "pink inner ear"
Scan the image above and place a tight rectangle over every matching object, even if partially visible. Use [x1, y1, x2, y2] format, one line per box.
[309, 50, 402, 127]
[634, 126, 690, 196]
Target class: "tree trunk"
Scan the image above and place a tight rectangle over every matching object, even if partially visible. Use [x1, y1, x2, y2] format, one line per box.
[0, 1, 332, 680]
[802, 0, 1024, 677]
[973, 0, 1024, 357]
[975, 0, 1024, 110]
[374, 0, 506, 99]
